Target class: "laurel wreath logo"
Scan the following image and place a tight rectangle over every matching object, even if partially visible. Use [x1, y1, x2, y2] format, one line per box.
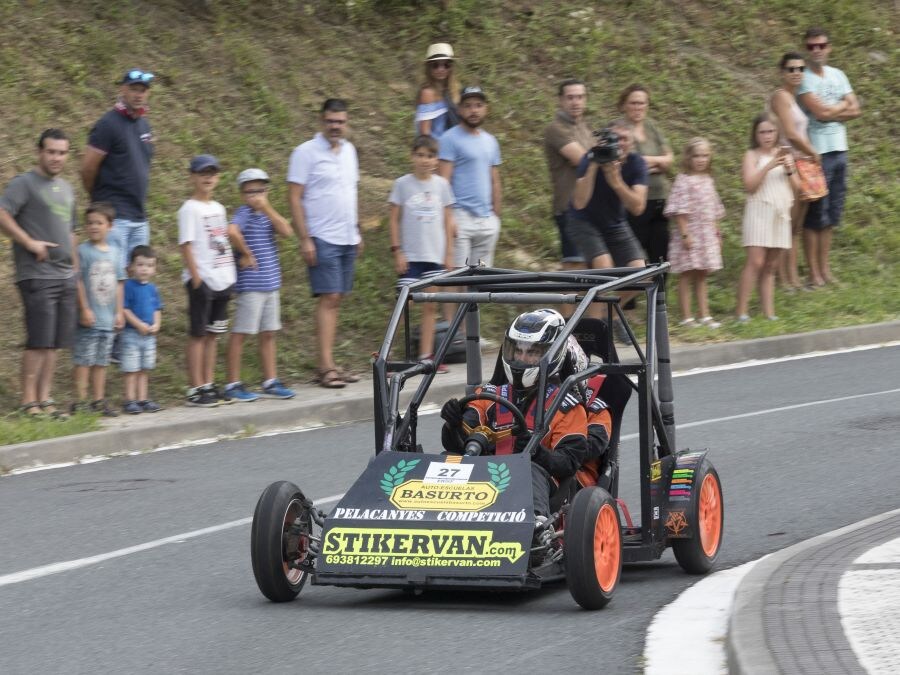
[487, 462, 511, 492]
[380, 459, 421, 495]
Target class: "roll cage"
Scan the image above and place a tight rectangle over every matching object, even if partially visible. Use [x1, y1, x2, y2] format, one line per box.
[372, 264, 676, 511]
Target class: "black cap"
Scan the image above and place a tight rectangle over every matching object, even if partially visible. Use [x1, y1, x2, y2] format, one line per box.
[459, 86, 487, 103]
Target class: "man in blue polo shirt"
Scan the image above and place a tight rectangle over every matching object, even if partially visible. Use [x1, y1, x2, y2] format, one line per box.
[81, 69, 155, 272]
[438, 86, 502, 268]
[287, 98, 361, 389]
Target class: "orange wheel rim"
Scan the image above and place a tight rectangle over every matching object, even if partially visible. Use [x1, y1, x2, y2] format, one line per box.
[698, 474, 722, 557]
[593, 503, 621, 592]
[281, 499, 308, 584]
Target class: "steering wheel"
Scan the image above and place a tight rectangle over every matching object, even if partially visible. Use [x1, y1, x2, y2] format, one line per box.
[457, 392, 528, 456]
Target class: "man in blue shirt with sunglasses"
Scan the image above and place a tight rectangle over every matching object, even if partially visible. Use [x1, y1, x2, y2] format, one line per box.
[81, 69, 155, 272]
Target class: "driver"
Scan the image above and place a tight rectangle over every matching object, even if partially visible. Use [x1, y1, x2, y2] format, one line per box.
[440, 308, 588, 520]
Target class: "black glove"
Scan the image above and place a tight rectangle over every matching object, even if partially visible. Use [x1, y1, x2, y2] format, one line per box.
[531, 445, 553, 472]
[441, 398, 464, 428]
[513, 429, 532, 454]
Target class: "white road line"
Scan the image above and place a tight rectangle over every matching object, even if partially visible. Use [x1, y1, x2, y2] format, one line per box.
[618, 386, 900, 441]
[839, 538, 900, 675]
[3, 384, 898, 589]
[643, 558, 765, 675]
[0, 492, 344, 588]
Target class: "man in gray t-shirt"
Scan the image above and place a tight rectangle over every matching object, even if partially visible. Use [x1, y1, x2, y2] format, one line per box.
[0, 129, 78, 416]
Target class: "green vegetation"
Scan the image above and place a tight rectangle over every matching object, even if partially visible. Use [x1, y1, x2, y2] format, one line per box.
[0, 411, 99, 446]
[0, 0, 897, 441]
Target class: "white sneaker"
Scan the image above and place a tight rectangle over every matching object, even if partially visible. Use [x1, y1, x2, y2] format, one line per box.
[678, 317, 696, 327]
[699, 316, 721, 329]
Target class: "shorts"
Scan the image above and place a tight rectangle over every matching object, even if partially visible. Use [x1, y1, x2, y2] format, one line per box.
[308, 237, 357, 296]
[804, 151, 848, 231]
[626, 198, 669, 263]
[120, 329, 157, 372]
[452, 209, 501, 267]
[565, 215, 646, 266]
[555, 213, 584, 263]
[108, 218, 150, 271]
[17, 277, 78, 349]
[232, 290, 282, 334]
[396, 261, 445, 289]
[186, 281, 233, 337]
[72, 327, 116, 367]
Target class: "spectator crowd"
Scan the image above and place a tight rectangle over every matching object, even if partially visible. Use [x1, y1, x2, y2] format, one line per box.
[0, 28, 860, 418]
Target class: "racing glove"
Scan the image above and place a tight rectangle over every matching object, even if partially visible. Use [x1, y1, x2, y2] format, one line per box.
[440, 398, 464, 428]
[513, 429, 532, 454]
[440, 398, 466, 453]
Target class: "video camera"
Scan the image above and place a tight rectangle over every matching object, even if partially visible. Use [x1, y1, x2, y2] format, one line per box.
[589, 128, 620, 164]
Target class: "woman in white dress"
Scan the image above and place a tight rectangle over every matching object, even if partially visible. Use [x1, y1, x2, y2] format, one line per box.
[735, 114, 802, 321]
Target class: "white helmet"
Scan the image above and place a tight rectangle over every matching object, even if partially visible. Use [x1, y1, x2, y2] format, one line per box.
[502, 309, 566, 389]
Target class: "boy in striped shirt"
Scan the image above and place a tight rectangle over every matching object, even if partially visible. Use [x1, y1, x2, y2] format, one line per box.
[224, 169, 295, 401]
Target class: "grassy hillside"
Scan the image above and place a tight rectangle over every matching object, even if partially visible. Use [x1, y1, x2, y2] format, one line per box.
[0, 0, 897, 412]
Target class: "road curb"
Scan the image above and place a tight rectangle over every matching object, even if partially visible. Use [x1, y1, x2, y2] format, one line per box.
[727, 507, 900, 675]
[2, 320, 898, 472]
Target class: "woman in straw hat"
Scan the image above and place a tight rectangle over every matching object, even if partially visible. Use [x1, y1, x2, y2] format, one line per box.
[416, 43, 461, 140]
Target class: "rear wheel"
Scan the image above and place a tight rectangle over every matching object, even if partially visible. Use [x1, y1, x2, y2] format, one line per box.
[251, 481, 314, 602]
[672, 461, 724, 574]
[564, 486, 622, 610]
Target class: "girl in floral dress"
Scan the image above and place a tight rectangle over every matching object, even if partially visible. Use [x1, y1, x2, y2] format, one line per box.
[664, 138, 725, 328]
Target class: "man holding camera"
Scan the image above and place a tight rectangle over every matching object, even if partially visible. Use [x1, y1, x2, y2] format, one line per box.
[567, 119, 647, 274]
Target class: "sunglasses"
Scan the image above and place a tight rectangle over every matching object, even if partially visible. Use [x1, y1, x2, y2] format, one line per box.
[125, 70, 155, 83]
[242, 188, 268, 195]
[429, 61, 453, 69]
[806, 42, 829, 51]
[784, 65, 806, 73]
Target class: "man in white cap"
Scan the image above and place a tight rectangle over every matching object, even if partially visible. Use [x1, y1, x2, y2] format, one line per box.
[81, 69, 155, 272]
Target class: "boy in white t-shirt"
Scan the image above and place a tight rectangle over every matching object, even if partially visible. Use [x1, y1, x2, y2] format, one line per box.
[178, 155, 236, 407]
[388, 135, 455, 371]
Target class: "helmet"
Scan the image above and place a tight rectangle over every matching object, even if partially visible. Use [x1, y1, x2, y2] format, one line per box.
[566, 335, 590, 373]
[502, 309, 566, 389]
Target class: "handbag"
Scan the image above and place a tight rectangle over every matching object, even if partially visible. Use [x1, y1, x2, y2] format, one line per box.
[794, 157, 828, 202]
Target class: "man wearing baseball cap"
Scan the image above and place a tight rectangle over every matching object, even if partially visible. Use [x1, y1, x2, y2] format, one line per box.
[81, 69, 155, 273]
[438, 86, 503, 268]
[223, 168, 295, 402]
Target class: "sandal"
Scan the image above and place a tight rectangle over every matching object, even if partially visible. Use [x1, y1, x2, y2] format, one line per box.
[334, 366, 360, 383]
[315, 368, 346, 389]
[40, 399, 70, 420]
[19, 401, 44, 417]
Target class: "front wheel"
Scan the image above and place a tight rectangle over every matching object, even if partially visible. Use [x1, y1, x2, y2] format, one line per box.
[564, 486, 622, 610]
[251, 481, 314, 602]
[672, 461, 724, 574]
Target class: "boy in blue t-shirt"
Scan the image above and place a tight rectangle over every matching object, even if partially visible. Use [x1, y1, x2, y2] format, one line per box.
[223, 169, 295, 401]
[120, 245, 163, 414]
[72, 202, 126, 416]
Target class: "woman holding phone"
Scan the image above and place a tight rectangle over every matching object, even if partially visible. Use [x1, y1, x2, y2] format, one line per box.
[736, 113, 802, 322]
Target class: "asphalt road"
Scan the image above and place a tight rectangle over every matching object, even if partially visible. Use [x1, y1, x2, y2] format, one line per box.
[1, 346, 899, 674]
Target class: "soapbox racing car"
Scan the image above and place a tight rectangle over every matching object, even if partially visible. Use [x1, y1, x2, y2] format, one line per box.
[250, 264, 724, 610]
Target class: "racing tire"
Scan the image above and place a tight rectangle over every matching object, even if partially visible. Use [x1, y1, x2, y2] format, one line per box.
[251, 481, 314, 602]
[671, 461, 724, 574]
[564, 486, 622, 610]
